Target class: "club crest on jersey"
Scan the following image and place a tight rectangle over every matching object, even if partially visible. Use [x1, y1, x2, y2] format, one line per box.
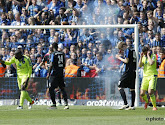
[152, 56, 155, 60]
[19, 63, 21, 66]
[22, 60, 25, 64]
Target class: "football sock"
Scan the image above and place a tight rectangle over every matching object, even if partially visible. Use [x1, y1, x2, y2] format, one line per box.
[57, 91, 61, 103]
[131, 90, 135, 107]
[150, 94, 156, 107]
[25, 91, 32, 103]
[119, 89, 128, 105]
[20, 91, 26, 106]
[61, 88, 68, 105]
[49, 87, 56, 105]
[142, 94, 148, 103]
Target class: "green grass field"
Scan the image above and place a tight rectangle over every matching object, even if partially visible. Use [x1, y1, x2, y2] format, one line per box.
[0, 105, 165, 125]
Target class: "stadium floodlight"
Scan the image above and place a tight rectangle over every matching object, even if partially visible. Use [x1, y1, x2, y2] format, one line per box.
[0, 24, 139, 107]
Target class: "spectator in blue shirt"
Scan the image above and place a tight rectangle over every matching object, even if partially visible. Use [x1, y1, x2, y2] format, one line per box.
[147, 23, 157, 34]
[26, 17, 36, 35]
[61, 27, 72, 47]
[118, 4, 125, 17]
[82, 50, 95, 72]
[69, 22, 79, 45]
[139, 11, 148, 26]
[56, 7, 68, 24]
[34, 54, 45, 77]
[7, 11, 15, 25]
[107, 28, 118, 48]
[15, 30, 25, 45]
[130, 11, 140, 24]
[1, 47, 7, 61]
[146, 30, 154, 46]
[74, 0, 84, 12]
[46, 0, 64, 18]
[146, 10, 158, 27]
[48, 29, 55, 45]
[33, 29, 45, 44]
[10, 13, 25, 26]
[81, 47, 87, 61]
[12, 0, 21, 15]
[117, 30, 126, 42]
[20, 7, 28, 24]
[1, 31, 8, 48]
[0, 12, 10, 25]
[153, 33, 164, 47]
[139, 38, 146, 53]
[153, 1, 163, 18]
[63, 47, 70, 59]
[123, 11, 130, 21]
[157, 19, 164, 33]
[36, 11, 49, 25]
[94, 52, 105, 75]
[140, 0, 150, 13]
[28, 0, 41, 17]
[122, 20, 134, 38]
[37, 0, 47, 9]
[134, 0, 143, 12]
[77, 40, 83, 51]
[26, 36, 35, 50]
[154, 7, 163, 20]
[147, 0, 156, 11]
[35, 44, 44, 58]
[156, 46, 162, 67]
[161, 28, 165, 42]
[68, 8, 79, 24]
[9, 35, 18, 50]
[117, 16, 123, 24]
[79, 28, 93, 45]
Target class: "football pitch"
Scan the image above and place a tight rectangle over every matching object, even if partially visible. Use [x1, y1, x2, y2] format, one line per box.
[0, 105, 165, 125]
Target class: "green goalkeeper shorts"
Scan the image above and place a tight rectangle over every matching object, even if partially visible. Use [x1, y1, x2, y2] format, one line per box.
[141, 75, 157, 91]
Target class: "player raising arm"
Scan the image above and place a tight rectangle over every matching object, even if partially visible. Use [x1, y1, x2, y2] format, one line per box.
[116, 42, 136, 110]
[0, 50, 34, 109]
[139, 46, 158, 111]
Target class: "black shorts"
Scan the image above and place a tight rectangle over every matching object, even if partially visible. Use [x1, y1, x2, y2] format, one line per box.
[49, 76, 65, 89]
[118, 71, 136, 89]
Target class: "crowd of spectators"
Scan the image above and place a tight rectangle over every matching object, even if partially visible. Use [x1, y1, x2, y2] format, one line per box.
[0, 0, 164, 77]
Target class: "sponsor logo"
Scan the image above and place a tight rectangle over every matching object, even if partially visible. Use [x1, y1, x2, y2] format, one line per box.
[86, 100, 123, 106]
[34, 99, 76, 106]
[35, 99, 53, 106]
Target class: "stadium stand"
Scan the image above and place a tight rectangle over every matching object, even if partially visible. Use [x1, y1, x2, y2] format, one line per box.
[0, 0, 164, 78]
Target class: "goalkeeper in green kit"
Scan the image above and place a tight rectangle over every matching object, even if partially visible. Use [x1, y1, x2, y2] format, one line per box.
[0, 50, 34, 109]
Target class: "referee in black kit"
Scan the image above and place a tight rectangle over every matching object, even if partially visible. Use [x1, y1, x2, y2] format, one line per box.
[46, 42, 69, 109]
[115, 42, 136, 110]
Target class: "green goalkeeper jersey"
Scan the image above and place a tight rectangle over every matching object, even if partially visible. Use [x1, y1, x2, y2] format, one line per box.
[142, 54, 158, 77]
[5, 55, 32, 77]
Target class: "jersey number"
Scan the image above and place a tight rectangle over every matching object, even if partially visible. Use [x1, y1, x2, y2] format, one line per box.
[58, 55, 63, 67]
